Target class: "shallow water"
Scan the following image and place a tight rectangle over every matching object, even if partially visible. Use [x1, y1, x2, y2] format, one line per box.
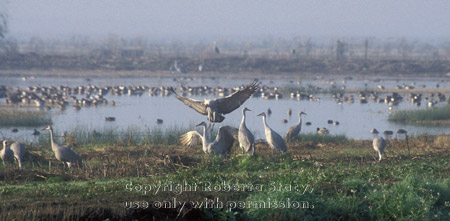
[1, 74, 449, 143]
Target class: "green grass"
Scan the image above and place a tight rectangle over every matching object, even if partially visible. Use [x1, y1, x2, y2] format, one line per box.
[37, 125, 191, 149]
[389, 105, 450, 124]
[1, 132, 450, 220]
[0, 109, 52, 127]
[295, 133, 351, 144]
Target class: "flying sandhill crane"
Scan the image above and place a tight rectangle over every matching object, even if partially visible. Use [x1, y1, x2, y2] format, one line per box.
[169, 80, 260, 122]
[1, 140, 14, 167]
[179, 122, 237, 158]
[42, 125, 82, 168]
[371, 129, 386, 161]
[257, 112, 287, 153]
[238, 107, 255, 155]
[10, 142, 25, 169]
[285, 112, 306, 142]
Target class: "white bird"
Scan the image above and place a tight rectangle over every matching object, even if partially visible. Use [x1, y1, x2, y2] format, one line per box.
[179, 122, 237, 158]
[10, 142, 26, 169]
[257, 112, 287, 153]
[238, 107, 255, 155]
[169, 80, 260, 122]
[285, 111, 307, 142]
[372, 129, 386, 161]
[1, 140, 14, 167]
[42, 125, 82, 168]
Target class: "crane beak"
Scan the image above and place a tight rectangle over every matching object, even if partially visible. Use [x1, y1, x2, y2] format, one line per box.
[195, 122, 204, 127]
[257, 112, 265, 116]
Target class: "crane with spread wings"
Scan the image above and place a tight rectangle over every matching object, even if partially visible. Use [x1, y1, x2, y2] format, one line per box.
[179, 121, 238, 158]
[169, 80, 260, 123]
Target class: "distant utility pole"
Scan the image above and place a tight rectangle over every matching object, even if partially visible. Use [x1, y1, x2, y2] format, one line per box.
[364, 39, 368, 60]
[336, 40, 345, 60]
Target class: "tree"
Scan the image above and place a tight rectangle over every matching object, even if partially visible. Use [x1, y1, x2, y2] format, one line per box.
[0, 0, 7, 38]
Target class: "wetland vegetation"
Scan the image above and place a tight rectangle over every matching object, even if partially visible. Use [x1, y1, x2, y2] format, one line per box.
[389, 105, 450, 125]
[1, 36, 450, 220]
[1, 130, 449, 220]
[0, 109, 52, 127]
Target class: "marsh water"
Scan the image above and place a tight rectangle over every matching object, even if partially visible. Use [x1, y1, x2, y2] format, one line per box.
[1, 74, 450, 143]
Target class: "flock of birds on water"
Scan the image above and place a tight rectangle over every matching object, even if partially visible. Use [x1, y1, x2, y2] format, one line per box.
[1, 76, 449, 112]
[1, 79, 416, 169]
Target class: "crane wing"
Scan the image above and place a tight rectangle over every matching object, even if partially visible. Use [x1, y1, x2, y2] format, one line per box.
[215, 80, 260, 114]
[285, 125, 299, 141]
[179, 131, 203, 147]
[60, 146, 81, 162]
[10, 142, 25, 158]
[168, 87, 208, 115]
[215, 126, 238, 152]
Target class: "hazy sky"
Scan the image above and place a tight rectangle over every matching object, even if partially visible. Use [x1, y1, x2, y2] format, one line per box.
[5, 0, 450, 40]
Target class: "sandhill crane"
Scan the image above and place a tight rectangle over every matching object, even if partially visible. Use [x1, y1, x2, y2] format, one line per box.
[238, 107, 255, 155]
[372, 135, 386, 162]
[10, 142, 25, 169]
[285, 112, 306, 142]
[179, 122, 237, 158]
[257, 112, 287, 153]
[169, 80, 260, 122]
[1, 140, 14, 166]
[42, 125, 82, 168]
[397, 129, 410, 155]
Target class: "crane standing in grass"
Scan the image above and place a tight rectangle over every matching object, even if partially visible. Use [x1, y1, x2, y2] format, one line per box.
[42, 125, 82, 168]
[285, 111, 307, 142]
[257, 112, 287, 153]
[1, 140, 14, 167]
[10, 142, 25, 169]
[371, 129, 386, 161]
[238, 107, 255, 155]
[179, 121, 237, 158]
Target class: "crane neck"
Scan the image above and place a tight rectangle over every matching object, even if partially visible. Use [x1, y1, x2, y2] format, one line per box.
[262, 115, 270, 130]
[201, 125, 210, 144]
[2, 142, 8, 150]
[240, 111, 247, 126]
[298, 114, 303, 124]
[201, 125, 211, 153]
[48, 129, 56, 150]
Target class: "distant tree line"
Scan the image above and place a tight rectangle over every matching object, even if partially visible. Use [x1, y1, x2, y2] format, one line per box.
[1, 35, 450, 61]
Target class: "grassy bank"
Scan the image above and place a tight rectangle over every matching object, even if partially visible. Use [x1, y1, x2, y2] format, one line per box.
[1, 133, 450, 220]
[0, 109, 52, 127]
[389, 105, 450, 125]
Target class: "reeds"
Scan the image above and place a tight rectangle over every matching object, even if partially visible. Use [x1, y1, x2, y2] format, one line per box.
[389, 105, 450, 124]
[0, 110, 52, 127]
[38, 125, 192, 148]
